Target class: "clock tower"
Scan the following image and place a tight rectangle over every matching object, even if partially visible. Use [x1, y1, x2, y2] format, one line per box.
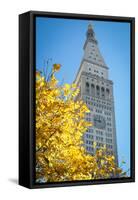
[74, 24, 118, 165]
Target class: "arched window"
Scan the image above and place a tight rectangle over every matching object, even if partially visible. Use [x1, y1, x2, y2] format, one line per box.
[101, 87, 105, 98]
[86, 82, 90, 94]
[91, 84, 95, 96]
[96, 85, 100, 97]
[106, 88, 110, 98]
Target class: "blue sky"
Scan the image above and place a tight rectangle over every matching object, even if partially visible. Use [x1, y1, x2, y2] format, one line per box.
[36, 17, 131, 175]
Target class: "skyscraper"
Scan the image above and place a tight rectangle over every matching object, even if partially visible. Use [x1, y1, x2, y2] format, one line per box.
[74, 24, 118, 165]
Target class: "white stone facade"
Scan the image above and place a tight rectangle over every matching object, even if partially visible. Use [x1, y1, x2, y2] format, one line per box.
[74, 24, 118, 165]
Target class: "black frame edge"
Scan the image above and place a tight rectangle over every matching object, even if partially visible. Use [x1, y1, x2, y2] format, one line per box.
[28, 10, 135, 21]
[130, 17, 135, 182]
[19, 12, 32, 188]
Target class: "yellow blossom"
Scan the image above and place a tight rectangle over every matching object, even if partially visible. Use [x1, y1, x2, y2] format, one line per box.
[53, 63, 61, 72]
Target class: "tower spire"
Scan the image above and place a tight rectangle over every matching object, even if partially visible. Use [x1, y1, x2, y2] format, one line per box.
[83, 23, 107, 69]
[86, 23, 95, 40]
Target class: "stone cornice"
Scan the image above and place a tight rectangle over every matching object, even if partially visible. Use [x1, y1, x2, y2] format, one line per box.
[83, 58, 108, 69]
[81, 71, 113, 85]
[74, 58, 109, 84]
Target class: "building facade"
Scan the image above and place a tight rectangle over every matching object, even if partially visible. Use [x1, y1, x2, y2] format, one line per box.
[74, 24, 118, 165]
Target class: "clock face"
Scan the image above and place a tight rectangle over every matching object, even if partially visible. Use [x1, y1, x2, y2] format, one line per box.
[93, 115, 106, 129]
